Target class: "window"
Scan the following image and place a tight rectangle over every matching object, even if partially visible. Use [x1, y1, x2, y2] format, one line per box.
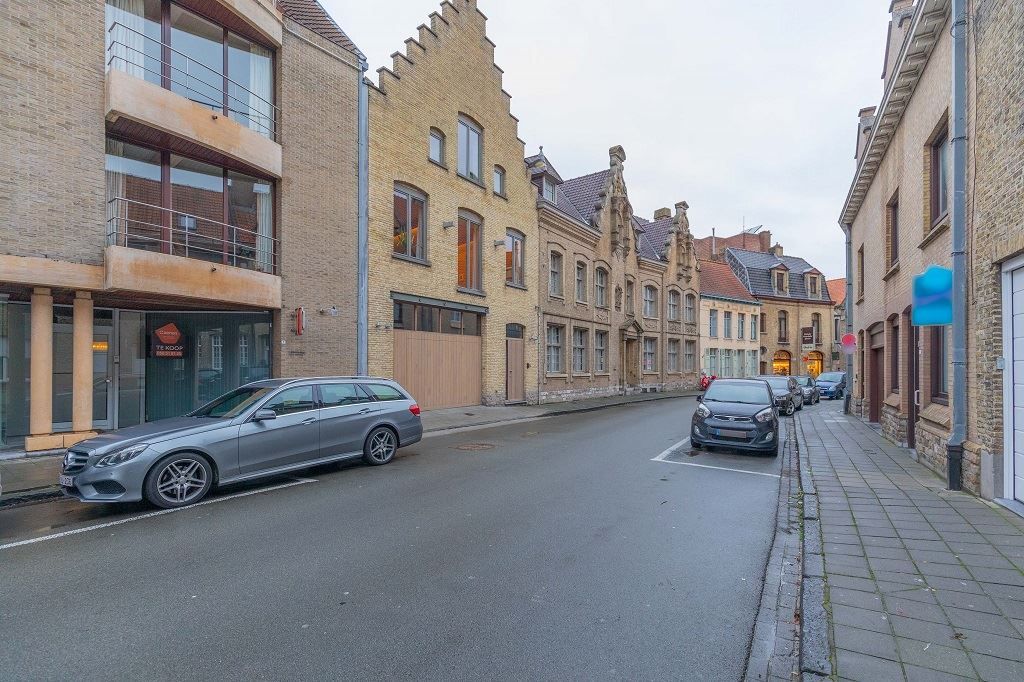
[457, 116, 482, 182]
[393, 185, 426, 260]
[737, 313, 746, 340]
[722, 349, 734, 377]
[320, 383, 372, 408]
[778, 310, 789, 342]
[263, 386, 315, 416]
[643, 286, 658, 318]
[572, 328, 589, 373]
[643, 338, 657, 372]
[506, 323, 525, 338]
[751, 315, 758, 340]
[857, 246, 865, 298]
[576, 262, 588, 302]
[595, 330, 608, 372]
[886, 191, 899, 267]
[812, 313, 821, 344]
[625, 280, 634, 313]
[705, 348, 719, 375]
[930, 326, 948, 404]
[759, 313, 766, 335]
[457, 212, 482, 291]
[429, 128, 445, 165]
[493, 165, 505, 196]
[774, 270, 787, 293]
[546, 325, 564, 374]
[668, 339, 680, 372]
[808, 276, 819, 297]
[595, 268, 608, 307]
[365, 384, 406, 401]
[890, 323, 900, 392]
[239, 335, 248, 367]
[930, 126, 950, 226]
[549, 252, 563, 297]
[211, 334, 223, 371]
[668, 291, 680, 321]
[709, 309, 719, 337]
[748, 350, 759, 377]
[684, 340, 696, 372]
[392, 302, 480, 335]
[542, 176, 557, 202]
[505, 230, 525, 287]
[834, 315, 840, 342]
[684, 294, 696, 323]
[724, 311, 733, 339]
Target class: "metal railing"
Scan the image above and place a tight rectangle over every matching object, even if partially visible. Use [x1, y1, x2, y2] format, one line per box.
[106, 22, 279, 141]
[106, 197, 278, 274]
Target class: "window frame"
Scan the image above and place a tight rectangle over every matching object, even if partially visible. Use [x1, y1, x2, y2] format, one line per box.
[575, 261, 588, 303]
[572, 327, 589, 374]
[625, 280, 635, 314]
[886, 190, 900, 267]
[668, 339, 680, 373]
[457, 115, 483, 183]
[929, 125, 950, 228]
[643, 337, 658, 373]
[737, 313, 745, 340]
[709, 308, 719, 338]
[778, 310, 789, 342]
[546, 324, 565, 375]
[428, 127, 446, 166]
[684, 339, 696, 373]
[505, 229, 525, 288]
[929, 326, 949, 405]
[684, 293, 696, 324]
[542, 176, 557, 203]
[456, 211, 483, 293]
[667, 290, 680, 321]
[812, 313, 821, 344]
[642, 285, 658, 319]
[493, 165, 506, 197]
[723, 311, 733, 339]
[594, 330, 608, 373]
[594, 268, 608, 308]
[549, 251, 564, 298]
[392, 184, 427, 262]
[890, 322, 900, 393]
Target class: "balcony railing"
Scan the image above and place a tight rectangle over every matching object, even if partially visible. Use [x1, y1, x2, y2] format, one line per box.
[106, 22, 279, 141]
[106, 197, 278, 274]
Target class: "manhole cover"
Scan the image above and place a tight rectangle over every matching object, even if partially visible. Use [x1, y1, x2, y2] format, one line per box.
[454, 443, 496, 451]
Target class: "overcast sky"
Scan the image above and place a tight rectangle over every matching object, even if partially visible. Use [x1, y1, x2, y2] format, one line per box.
[322, 0, 891, 279]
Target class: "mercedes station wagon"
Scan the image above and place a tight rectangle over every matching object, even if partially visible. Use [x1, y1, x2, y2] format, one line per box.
[59, 377, 423, 508]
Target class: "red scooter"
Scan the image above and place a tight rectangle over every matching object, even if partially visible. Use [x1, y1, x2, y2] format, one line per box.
[700, 373, 717, 391]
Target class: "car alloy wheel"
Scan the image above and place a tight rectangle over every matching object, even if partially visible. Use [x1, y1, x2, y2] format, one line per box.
[785, 400, 796, 416]
[364, 427, 397, 465]
[150, 456, 211, 507]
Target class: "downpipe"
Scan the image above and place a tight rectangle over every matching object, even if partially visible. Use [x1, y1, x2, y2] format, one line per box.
[947, 0, 968, 491]
[841, 222, 854, 416]
[356, 58, 370, 376]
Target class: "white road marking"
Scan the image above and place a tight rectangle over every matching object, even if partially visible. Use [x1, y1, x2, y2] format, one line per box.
[0, 477, 317, 552]
[650, 437, 781, 478]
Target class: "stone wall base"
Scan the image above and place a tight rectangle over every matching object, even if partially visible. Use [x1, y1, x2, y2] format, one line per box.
[881, 404, 908, 447]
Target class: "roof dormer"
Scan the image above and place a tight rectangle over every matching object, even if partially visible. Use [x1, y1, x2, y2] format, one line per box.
[804, 269, 823, 298]
[527, 146, 562, 204]
[771, 262, 790, 295]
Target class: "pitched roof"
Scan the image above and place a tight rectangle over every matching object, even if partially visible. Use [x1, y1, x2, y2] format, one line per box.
[559, 170, 609, 227]
[826, 278, 847, 306]
[693, 231, 769, 260]
[638, 216, 673, 261]
[277, 0, 364, 59]
[725, 248, 833, 303]
[699, 259, 758, 304]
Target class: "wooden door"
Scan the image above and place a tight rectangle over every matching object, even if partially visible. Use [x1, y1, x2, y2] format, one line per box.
[870, 348, 883, 423]
[624, 339, 640, 387]
[506, 338, 525, 402]
[907, 325, 920, 448]
[393, 330, 481, 410]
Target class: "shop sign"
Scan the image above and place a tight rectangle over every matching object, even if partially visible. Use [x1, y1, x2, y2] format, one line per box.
[151, 322, 186, 358]
[801, 326, 814, 351]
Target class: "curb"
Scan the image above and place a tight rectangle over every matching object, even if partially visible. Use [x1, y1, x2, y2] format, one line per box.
[0, 487, 64, 510]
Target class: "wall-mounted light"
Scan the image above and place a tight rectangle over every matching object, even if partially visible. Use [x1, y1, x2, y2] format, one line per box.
[492, 239, 505, 248]
[442, 220, 455, 230]
[319, 306, 339, 317]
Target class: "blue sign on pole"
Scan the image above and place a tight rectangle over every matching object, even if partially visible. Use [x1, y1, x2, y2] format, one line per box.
[912, 265, 953, 326]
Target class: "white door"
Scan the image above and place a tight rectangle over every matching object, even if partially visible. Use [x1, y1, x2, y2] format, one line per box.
[1011, 266, 1024, 503]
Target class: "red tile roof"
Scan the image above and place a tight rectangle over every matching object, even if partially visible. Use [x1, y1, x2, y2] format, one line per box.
[277, 0, 363, 58]
[699, 259, 758, 304]
[826, 278, 847, 306]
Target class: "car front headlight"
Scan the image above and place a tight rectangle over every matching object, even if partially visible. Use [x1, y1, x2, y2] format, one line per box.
[696, 403, 711, 418]
[754, 407, 774, 423]
[95, 443, 150, 468]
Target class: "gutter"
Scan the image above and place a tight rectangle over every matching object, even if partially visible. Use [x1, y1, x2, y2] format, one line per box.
[947, 0, 968, 490]
[356, 58, 370, 375]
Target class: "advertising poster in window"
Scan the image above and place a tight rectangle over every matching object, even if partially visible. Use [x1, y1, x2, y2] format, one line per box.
[151, 322, 186, 358]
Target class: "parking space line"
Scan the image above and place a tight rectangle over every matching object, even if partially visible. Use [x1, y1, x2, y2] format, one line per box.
[0, 477, 317, 552]
[655, 460, 781, 479]
[651, 438, 690, 461]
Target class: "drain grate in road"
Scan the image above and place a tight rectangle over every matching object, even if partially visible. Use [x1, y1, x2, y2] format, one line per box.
[454, 443, 496, 451]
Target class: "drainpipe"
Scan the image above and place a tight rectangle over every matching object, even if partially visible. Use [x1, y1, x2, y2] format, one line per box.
[356, 58, 370, 376]
[841, 222, 854, 415]
[947, 0, 968, 491]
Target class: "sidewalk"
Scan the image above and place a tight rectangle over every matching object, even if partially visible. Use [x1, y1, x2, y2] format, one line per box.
[0, 387, 697, 506]
[798, 401, 1024, 681]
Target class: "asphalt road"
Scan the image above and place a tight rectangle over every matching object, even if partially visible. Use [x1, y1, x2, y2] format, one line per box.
[0, 397, 784, 681]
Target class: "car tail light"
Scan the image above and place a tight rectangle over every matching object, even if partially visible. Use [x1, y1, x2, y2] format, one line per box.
[409, 403, 421, 416]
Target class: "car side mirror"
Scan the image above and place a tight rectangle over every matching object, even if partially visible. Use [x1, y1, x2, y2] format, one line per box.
[253, 409, 277, 422]
[696, 394, 704, 402]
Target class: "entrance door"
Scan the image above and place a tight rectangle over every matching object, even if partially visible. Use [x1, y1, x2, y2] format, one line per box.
[1006, 263, 1024, 503]
[52, 308, 114, 432]
[506, 337, 525, 402]
[870, 347, 883, 423]
[907, 325, 920, 449]
[623, 339, 640, 387]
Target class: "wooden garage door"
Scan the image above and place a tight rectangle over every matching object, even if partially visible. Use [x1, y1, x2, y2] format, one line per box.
[393, 330, 482, 410]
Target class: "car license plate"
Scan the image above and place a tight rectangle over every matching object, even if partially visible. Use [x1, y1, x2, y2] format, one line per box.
[59, 474, 75, 488]
[716, 429, 748, 439]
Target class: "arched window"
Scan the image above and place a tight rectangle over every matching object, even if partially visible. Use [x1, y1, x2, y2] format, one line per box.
[493, 165, 506, 196]
[643, 285, 658, 318]
[668, 290, 681, 321]
[684, 293, 696, 323]
[457, 115, 482, 182]
[505, 229, 524, 287]
[778, 310, 789, 342]
[457, 209, 482, 292]
[429, 128, 445, 165]
[393, 183, 426, 260]
[773, 350, 792, 375]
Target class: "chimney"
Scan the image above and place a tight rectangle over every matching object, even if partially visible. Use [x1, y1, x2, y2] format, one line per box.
[769, 243, 784, 257]
[855, 106, 877, 163]
[759, 230, 772, 252]
[653, 207, 671, 220]
[882, 1, 916, 89]
[712, 228, 717, 257]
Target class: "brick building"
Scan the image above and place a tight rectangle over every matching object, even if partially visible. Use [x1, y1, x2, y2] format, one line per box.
[365, 0, 539, 408]
[698, 260, 761, 379]
[0, 0, 364, 451]
[531, 147, 700, 402]
[826, 278, 847, 372]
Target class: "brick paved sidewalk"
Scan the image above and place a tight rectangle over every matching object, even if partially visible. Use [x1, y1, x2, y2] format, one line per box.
[798, 401, 1024, 681]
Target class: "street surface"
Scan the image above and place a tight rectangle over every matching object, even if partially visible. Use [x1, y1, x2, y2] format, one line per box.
[0, 397, 784, 681]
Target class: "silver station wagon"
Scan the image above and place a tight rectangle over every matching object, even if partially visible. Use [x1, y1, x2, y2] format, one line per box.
[59, 377, 423, 508]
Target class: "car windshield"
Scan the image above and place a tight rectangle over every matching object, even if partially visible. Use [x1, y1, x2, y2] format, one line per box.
[704, 382, 771, 405]
[762, 377, 791, 390]
[191, 386, 275, 419]
[817, 372, 844, 383]
[796, 376, 813, 386]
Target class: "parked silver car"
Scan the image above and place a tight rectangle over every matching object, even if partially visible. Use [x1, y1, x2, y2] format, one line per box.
[59, 377, 423, 508]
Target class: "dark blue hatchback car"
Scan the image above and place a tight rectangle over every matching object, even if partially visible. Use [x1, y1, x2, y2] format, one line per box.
[691, 378, 779, 456]
[815, 371, 847, 400]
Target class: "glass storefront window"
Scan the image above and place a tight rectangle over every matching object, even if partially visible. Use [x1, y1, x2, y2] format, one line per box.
[0, 301, 30, 449]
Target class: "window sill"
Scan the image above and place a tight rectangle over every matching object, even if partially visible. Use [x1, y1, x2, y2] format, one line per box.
[575, 300, 589, 306]
[919, 218, 950, 249]
[456, 287, 486, 298]
[392, 253, 431, 267]
[884, 393, 901, 409]
[596, 304, 610, 311]
[856, 296, 865, 305]
[920, 401, 951, 429]
[778, 340, 790, 345]
[457, 172, 487, 190]
[594, 372, 611, 377]
[546, 373, 568, 379]
[506, 282, 528, 291]
[549, 293, 565, 301]
[493, 191, 507, 201]
[642, 371, 660, 376]
[428, 158, 449, 172]
[572, 373, 591, 378]
[882, 261, 900, 281]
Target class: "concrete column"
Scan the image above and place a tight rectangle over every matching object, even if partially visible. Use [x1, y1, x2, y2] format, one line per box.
[72, 291, 94, 433]
[29, 287, 53, 437]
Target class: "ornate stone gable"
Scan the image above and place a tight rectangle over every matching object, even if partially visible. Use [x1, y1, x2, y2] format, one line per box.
[597, 146, 634, 257]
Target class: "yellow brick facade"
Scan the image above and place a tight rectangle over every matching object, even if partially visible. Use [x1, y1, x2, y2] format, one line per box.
[366, 0, 538, 406]
[699, 298, 761, 378]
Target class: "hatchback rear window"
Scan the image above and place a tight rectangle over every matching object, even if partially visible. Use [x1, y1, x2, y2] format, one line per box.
[364, 384, 406, 401]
